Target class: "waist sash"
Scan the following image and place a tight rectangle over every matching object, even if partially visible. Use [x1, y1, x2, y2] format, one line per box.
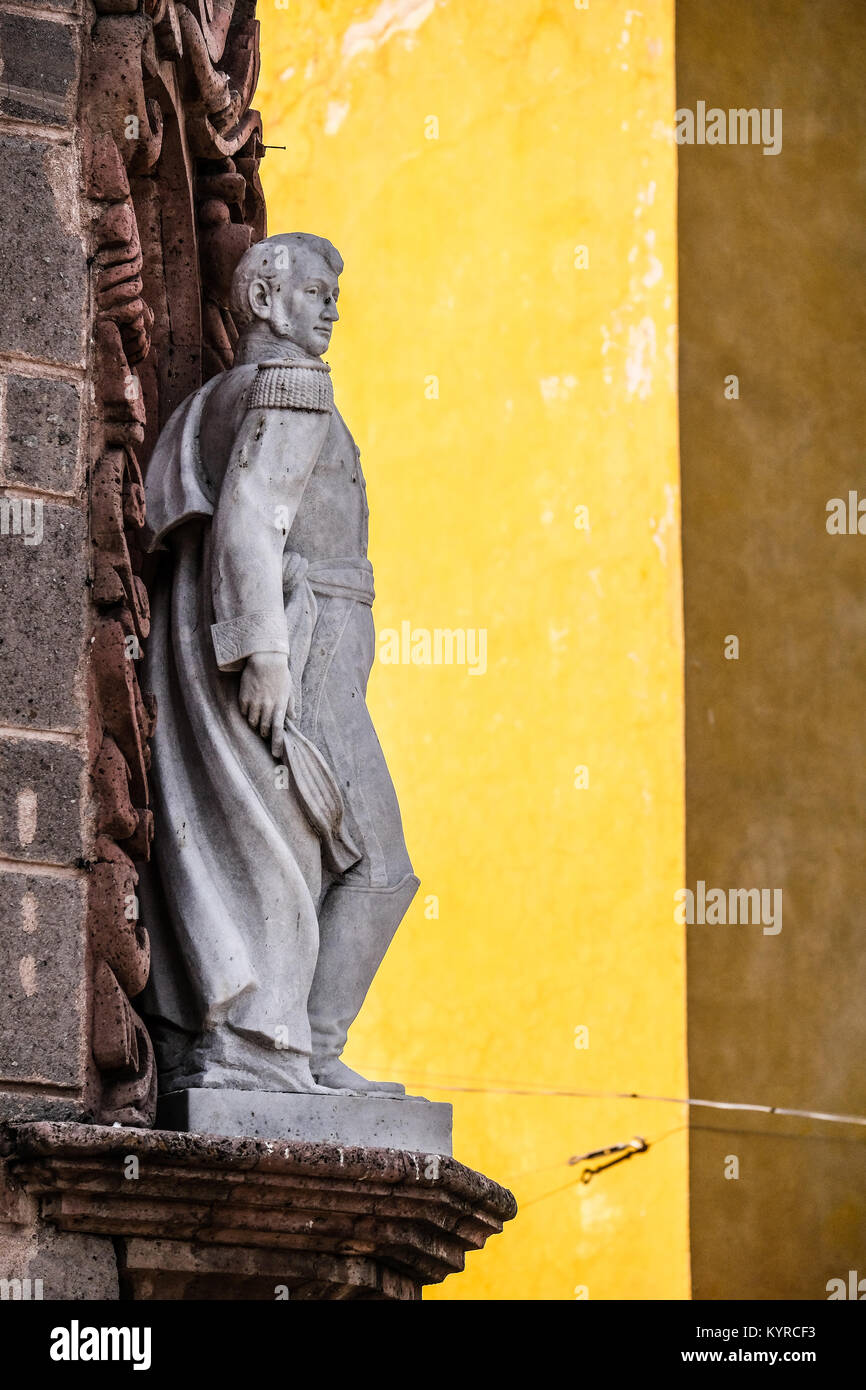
[303, 556, 375, 606]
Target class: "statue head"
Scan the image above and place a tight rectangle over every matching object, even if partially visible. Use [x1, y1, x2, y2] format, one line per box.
[230, 233, 344, 359]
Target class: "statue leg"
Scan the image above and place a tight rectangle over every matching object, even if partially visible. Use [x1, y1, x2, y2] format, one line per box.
[302, 595, 418, 1093]
[308, 873, 419, 1094]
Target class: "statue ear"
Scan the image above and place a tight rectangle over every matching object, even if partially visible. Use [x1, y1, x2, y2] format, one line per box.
[247, 277, 272, 322]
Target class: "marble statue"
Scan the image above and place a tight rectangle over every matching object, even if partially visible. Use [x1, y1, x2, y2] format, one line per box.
[139, 233, 419, 1097]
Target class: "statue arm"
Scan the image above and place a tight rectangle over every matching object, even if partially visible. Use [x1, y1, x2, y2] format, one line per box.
[210, 405, 328, 669]
[210, 404, 329, 753]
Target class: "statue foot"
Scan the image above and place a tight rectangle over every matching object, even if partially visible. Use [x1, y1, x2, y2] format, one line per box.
[299, 1079, 349, 1095]
[162, 1053, 351, 1096]
[266, 1055, 350, 1095]
[312, 1058, 406, 1095]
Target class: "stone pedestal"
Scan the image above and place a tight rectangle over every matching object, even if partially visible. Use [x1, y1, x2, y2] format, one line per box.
[4, 1122, 516, 1301]
[157, 1090, 453, 1154]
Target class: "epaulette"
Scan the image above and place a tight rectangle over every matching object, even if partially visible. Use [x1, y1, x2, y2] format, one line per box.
[249, 359, 333, 413]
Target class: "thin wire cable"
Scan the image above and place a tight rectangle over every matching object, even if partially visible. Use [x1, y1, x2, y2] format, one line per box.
[359, 1065, 866, 1129]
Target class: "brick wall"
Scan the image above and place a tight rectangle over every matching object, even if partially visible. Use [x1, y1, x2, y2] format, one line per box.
[0, 0, 92, 1123]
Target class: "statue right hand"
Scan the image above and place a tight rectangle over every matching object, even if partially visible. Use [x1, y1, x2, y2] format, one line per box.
[239, 652, 296, 757]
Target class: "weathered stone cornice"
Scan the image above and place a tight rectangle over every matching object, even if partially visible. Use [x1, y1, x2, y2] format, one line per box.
[7, 1122, 517, 1299]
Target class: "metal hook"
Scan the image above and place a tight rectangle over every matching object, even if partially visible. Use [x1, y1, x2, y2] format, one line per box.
[572, 1136, 648, 1185]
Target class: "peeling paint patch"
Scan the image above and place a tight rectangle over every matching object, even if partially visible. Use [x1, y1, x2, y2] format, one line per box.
[548, 622, 569, 653]
[649, 483, 677, 566]
[625, 316, 657, 399]
[325, 100, 350, 135]
[342, 0, 436, 62]
[575, 1189, 621, 1259]
[539, 374, 578, 402]
[642, 229, 663, 287]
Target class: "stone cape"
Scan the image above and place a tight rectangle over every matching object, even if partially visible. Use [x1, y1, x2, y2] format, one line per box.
[136, 364, 417, 1092]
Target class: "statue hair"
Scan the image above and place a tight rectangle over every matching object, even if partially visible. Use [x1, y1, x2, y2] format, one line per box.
[230, 233, 343, 328]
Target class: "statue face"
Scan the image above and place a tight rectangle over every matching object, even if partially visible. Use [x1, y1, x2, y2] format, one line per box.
[247, 246, 340, 357]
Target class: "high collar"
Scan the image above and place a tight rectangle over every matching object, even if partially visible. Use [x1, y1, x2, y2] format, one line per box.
[235, 331, 329, 370]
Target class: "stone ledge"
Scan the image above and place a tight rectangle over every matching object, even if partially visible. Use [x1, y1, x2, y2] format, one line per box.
[5, 1121, 517, 1300]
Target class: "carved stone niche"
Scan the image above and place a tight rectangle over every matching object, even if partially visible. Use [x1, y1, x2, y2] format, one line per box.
[7, 1123, 517, 1300]
[82, 0, 266, 1126]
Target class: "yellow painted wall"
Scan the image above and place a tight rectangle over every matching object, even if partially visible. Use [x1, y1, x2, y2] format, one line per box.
[257, 0, 687, 1300]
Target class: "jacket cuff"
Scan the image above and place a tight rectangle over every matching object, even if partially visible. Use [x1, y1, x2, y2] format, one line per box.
[211, 612, 289, 671]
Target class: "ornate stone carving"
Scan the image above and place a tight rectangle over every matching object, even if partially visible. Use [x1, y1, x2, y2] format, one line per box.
[81, 1, 266, 1125]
